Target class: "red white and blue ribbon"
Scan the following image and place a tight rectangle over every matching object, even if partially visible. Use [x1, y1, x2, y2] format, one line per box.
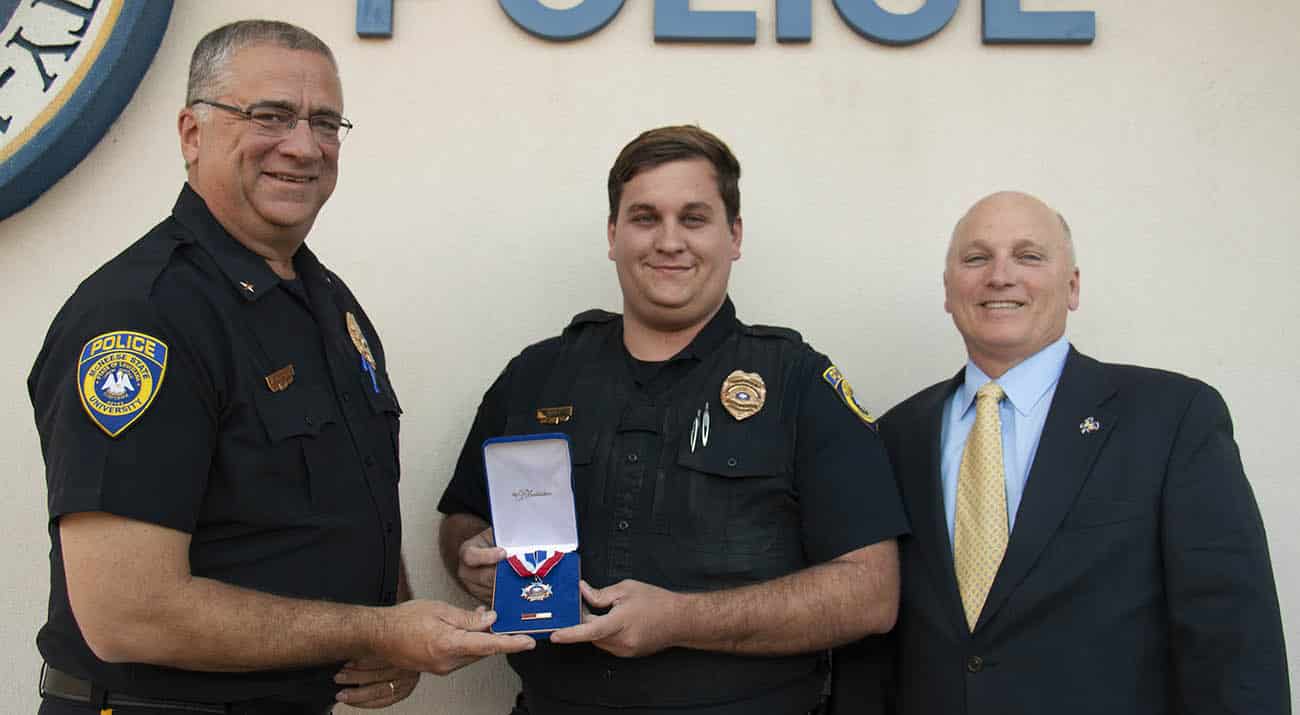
[506, 549, 566, 579]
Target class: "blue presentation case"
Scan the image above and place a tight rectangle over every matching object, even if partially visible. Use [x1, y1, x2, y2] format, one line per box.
[484, 433, 581, 636]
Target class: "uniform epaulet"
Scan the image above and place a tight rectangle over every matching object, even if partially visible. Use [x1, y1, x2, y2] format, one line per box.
[743, 324, 802, 343]
[106, 223, 185, 300]
[566, 309, 621, 331]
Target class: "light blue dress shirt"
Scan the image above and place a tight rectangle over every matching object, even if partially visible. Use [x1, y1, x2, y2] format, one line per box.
[940, 335, 1071, 545]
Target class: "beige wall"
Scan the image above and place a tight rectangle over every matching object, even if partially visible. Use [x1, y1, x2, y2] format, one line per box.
[3, 1, 1296, 711]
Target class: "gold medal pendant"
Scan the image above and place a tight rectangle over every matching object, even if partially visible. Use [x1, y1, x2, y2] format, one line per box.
[721, 370, 766, 421]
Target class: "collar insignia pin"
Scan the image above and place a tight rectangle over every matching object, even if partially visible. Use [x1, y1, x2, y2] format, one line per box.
[239, 281, 255, 293]
[721, 370, 766, 421]
[1080, 417, 1101, 435]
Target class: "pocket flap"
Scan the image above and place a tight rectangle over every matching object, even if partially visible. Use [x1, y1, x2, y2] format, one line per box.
[677, 425, 788, 478]
[254, 384, 338, 442]
[364, 370, 403, 416]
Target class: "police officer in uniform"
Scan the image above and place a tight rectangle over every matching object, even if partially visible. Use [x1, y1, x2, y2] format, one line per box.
[438, 126, 908, 714]
[28, 20, 532, 714]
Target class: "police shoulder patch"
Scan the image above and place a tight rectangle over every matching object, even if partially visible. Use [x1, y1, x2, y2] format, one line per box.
[822, 365, 876, 428]
[77, 330, 169, 437]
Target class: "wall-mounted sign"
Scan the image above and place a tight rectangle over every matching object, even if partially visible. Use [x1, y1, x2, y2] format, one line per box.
[0, 0, 173, 222]
[356, 1, 1093, 46]
[495, 0, 1094, 45]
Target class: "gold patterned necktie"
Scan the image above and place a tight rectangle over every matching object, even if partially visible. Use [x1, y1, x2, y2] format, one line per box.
[954, 382, 1008, 631]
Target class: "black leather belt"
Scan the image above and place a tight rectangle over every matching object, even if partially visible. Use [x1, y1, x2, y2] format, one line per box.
[39, 663, 332, 714]
[40, 662, 226, 713]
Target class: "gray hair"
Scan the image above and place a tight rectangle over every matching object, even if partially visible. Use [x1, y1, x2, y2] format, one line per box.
[186, 20, 336, 107]
[1055, 211, 1076, 267]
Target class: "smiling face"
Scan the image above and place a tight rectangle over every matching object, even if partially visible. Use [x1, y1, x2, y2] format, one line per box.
[944, 192, 1080, 377]
[608, 158, 742, 335]
[179, 44, 342, 253]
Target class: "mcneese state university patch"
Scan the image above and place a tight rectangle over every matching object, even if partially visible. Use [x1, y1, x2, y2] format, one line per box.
[77, 330, 168, 437]
[822, 364, 876, 428]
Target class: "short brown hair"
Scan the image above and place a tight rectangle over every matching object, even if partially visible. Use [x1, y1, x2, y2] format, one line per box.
[607, 125, 741, 225]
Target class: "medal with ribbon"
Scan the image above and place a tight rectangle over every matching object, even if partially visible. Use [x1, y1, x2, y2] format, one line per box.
[507, 549, 566, 602]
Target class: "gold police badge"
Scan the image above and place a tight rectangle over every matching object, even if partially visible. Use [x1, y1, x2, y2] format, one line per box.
[345, 312, 376, 369]
[721, 370, 766, 421]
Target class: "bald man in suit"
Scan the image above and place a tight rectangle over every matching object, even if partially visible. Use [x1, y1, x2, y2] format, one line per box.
[874, 191, 1288, 714]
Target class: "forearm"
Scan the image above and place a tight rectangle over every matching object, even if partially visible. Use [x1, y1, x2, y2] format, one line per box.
[99, 574, 382, 671]
[675, 541, 898, 656]
[64, 513, 534, 675]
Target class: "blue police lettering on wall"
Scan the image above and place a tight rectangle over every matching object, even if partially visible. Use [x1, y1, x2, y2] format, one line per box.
[484, 0, 1094, 45]
[0, 0, 172, 222]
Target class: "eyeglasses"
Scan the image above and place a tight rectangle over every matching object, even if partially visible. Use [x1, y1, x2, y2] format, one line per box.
[190, 99, 353, 144]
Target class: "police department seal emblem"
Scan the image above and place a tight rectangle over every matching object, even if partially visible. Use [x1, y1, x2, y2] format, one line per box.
[0, 1, 173, 220]
[77, 330, 168, 437]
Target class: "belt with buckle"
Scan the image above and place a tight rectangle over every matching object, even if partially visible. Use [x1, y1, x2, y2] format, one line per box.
[41, 662, 227, 713]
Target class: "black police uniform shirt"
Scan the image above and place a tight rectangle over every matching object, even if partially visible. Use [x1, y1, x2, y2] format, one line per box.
[438, 298, 909, 713]
[28, 185, 403, 707]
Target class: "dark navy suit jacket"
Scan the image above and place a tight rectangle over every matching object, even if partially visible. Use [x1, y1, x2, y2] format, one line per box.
[872, 347, 1288, 715]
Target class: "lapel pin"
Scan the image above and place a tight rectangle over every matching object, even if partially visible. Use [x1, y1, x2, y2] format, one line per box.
[1079, 416, 1101, 434]
[239, 281, 255, 294]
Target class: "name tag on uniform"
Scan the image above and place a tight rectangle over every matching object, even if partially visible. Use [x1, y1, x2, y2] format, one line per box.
[535, 405, 573, 425]
[265, 364, 295, 392]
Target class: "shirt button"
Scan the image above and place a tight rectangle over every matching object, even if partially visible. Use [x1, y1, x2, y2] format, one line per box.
[385, 521, 394, 533]
[626, 453, 639, 463]
[726, 457, 738, 467]
[617, 520, 629, 531]
[364, 455, 376, 467]
[341, 392, 351, 403]
[602, 668, 614, 680]
[966, 655, 984, 673]
[304, 416, 314, 427]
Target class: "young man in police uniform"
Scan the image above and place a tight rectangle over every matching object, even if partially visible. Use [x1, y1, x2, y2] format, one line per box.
[29, 20, 532, 714]
[438, 126, 908, 714]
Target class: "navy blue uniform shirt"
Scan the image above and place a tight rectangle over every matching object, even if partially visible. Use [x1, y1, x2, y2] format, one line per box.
[439, 299, 909, 714]
[28, 185, 402, 708]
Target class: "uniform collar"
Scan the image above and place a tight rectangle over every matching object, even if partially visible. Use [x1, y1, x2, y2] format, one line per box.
[955, 335, 1071, 418]
[171, 183, 289, 303]
[671, 296, 739, 363]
